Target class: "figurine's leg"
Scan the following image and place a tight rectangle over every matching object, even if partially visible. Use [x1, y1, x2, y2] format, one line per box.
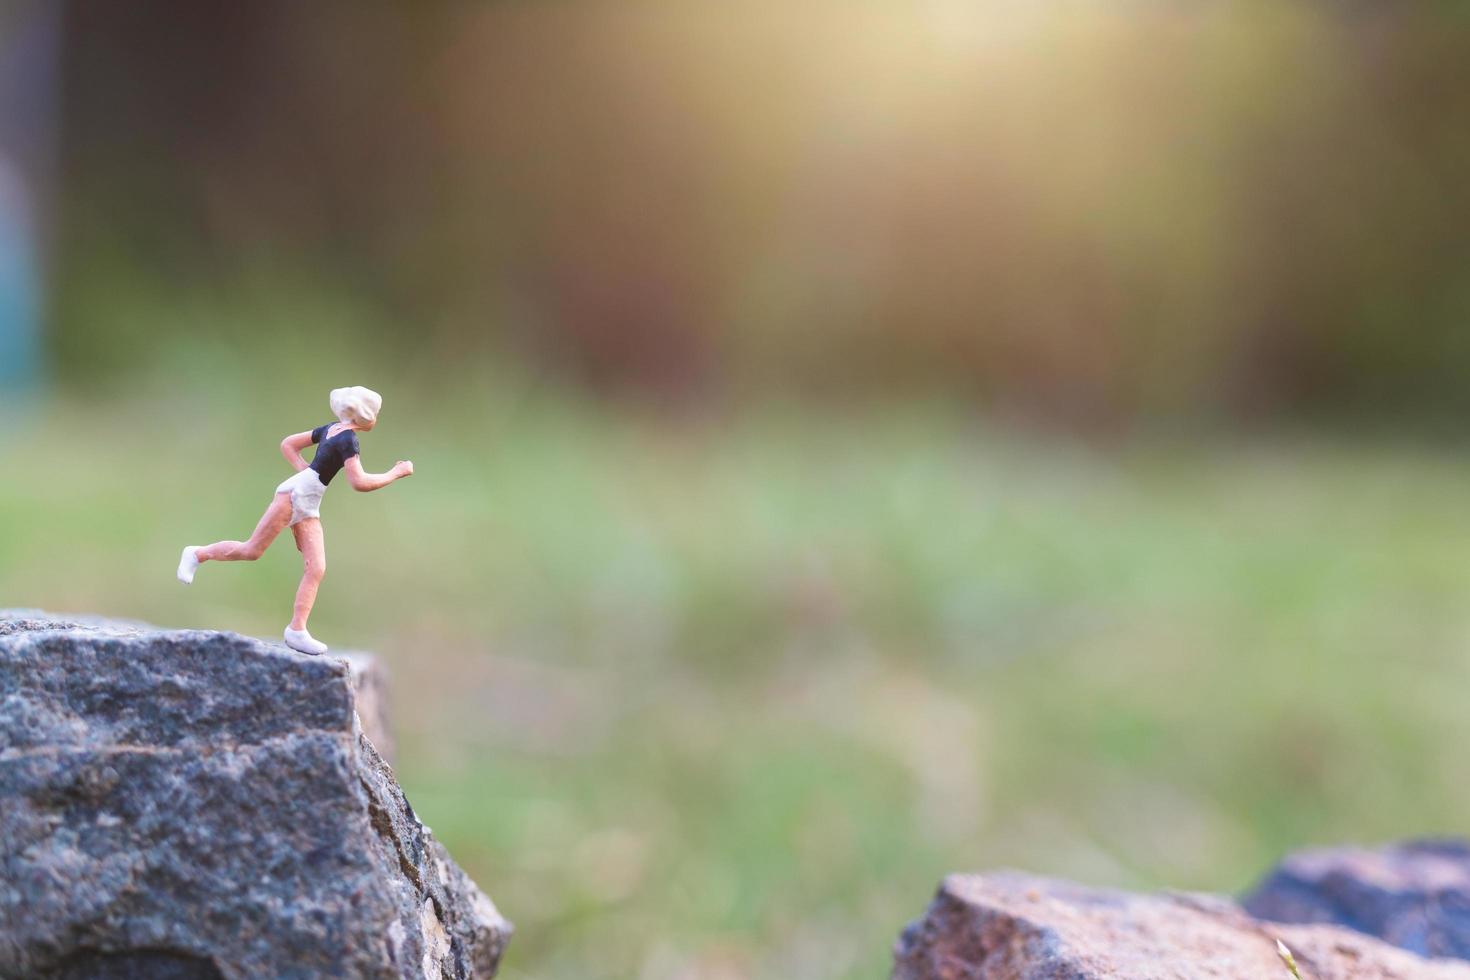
[196, 493, 292, 563]
[288, 517, 326, 631]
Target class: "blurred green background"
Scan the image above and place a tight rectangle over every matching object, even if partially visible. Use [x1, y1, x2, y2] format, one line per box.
[4, 3, 1470, 978]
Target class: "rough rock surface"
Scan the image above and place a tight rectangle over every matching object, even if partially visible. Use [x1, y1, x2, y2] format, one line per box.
[1, 610, 396, 765]
[0, 612, 509, 979]
[893, 872, 1470, 979]
[1245, 839, 1470, 962]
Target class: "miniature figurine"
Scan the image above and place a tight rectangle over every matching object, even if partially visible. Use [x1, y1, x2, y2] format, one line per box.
[176, 386, 413, 655]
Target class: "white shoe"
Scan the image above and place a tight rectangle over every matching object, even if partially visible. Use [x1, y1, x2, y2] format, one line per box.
[177, 546, 200, 585]
[283, 627, 328, 656]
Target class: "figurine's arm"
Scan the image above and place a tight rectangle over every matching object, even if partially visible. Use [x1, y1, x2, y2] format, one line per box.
[280, 431, 315, 472]
[343, 455, 414, 492]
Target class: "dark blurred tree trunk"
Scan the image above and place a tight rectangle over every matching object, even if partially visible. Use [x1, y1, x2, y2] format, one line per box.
[0, 0, 59, 391]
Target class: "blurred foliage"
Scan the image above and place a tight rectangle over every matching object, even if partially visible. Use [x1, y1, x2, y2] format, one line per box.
[52, 1, 1470, 427]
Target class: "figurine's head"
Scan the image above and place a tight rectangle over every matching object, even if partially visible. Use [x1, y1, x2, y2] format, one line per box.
[330, 386, 382, 430]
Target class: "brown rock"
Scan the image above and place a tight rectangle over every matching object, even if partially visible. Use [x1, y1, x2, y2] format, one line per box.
[893, 872, 1470, 979]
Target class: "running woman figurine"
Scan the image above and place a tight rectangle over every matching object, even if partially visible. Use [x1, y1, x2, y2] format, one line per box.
[176, 386, 414, 654]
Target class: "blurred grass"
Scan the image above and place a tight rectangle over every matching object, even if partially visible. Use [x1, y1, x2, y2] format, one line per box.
[4, 362, 1470, 978]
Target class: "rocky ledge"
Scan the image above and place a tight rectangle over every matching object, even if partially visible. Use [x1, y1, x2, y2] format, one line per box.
[0, 612, 510, 979]
[896, 841, 1470, 980]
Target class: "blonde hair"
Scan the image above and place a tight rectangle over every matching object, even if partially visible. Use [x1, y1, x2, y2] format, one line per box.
[329, 386, 382, 426]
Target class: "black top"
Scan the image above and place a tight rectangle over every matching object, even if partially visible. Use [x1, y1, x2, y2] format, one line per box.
[309, 422, 361, 486]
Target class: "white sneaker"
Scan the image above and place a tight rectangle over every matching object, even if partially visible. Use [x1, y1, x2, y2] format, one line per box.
[283, 627, 328, 656]
[177, 546, 200, 585]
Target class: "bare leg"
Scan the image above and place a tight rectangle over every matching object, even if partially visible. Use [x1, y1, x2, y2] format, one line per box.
[197, 494, 292, 563]
[289, 518, 326, 631]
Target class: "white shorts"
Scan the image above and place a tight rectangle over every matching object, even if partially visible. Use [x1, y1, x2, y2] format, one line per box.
[275, 469, 328, 525]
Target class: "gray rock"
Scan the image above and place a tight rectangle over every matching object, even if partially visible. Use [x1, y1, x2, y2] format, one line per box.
[0, 611, 396, 764]
[1244, 839, 1470, 961]
[0, 613, 509, 979]
[893, 871, 1470, 979]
